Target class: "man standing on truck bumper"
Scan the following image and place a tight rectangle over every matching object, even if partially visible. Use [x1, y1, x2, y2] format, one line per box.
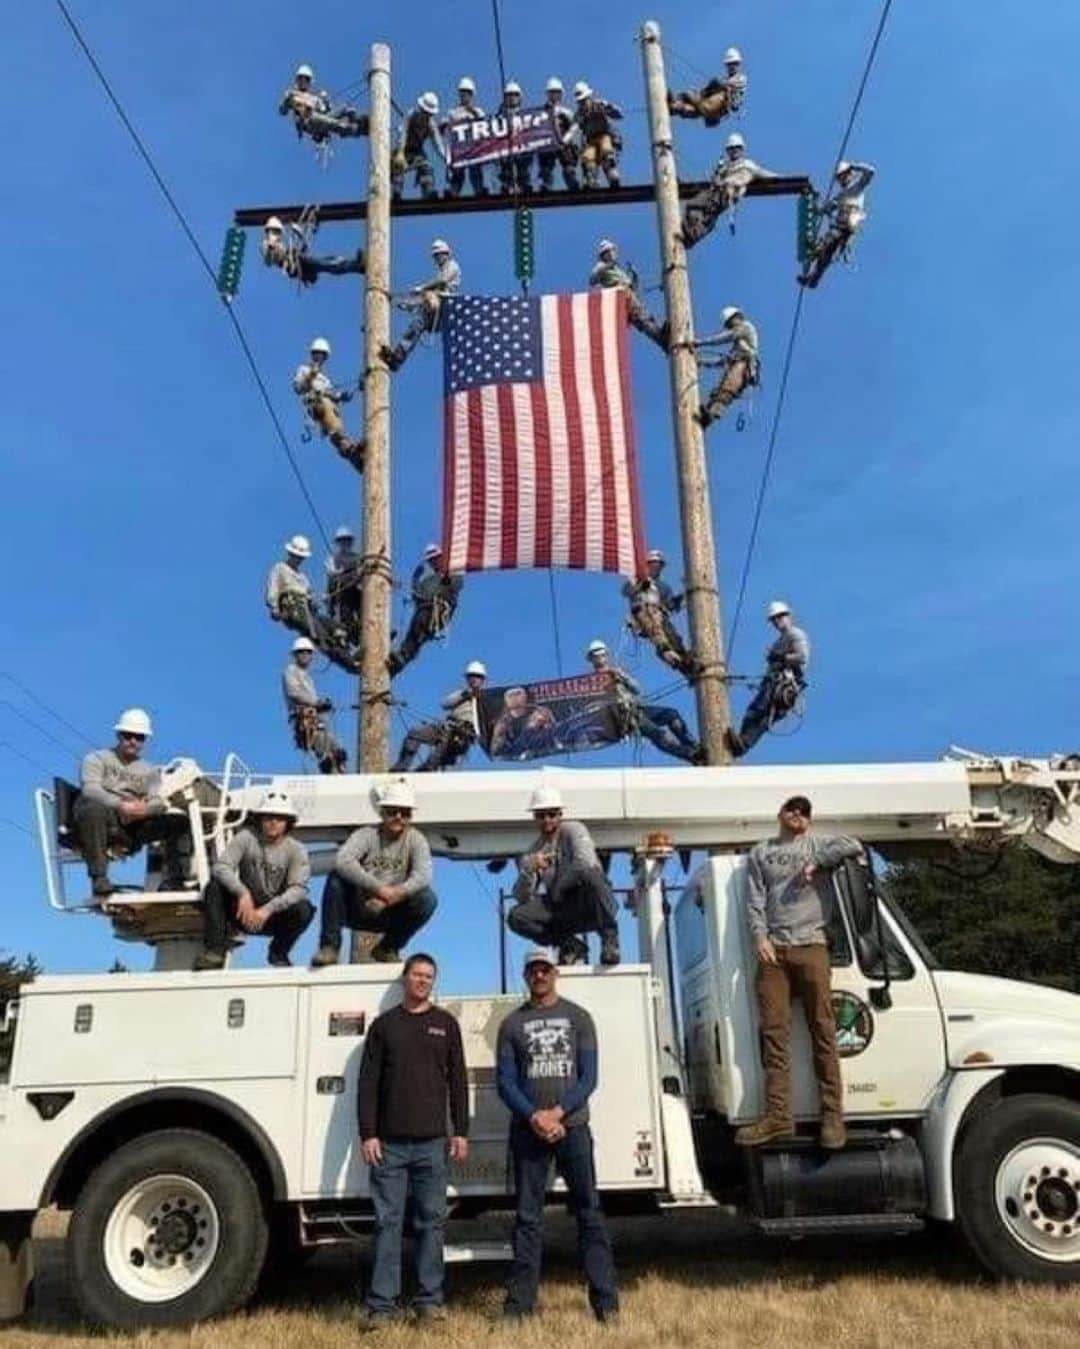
[737, 795, 863, 1150]
[497, 949, 619, 1324]
[356, 953, 469, 1327]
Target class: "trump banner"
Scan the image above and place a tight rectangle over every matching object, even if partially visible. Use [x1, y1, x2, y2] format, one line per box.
[478, 673, 627, 762]
[446, 105, 560, 170]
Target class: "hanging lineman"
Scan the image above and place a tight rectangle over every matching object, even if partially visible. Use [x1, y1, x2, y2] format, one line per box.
[667, 46, 747, 125]
[392, 660, 488, 773]
[799, 159, 876, 289]
[324, 525, 363, 647]
[537, 77, 579, 191]
[292, 337, 365, 470]
[496, 81, 533, 195]
[681, 133, 779, 248]
[586, 641, 702, 764]
[589, 241, 669, 351]
[443, 77, 488, 198]
[387, 544, 464, 675]
[565, 82, 623, 189]
[380, 240, 461, 371]
[260, 210, 365, 287]
[726, 600, 810, 758]
[282, 637, 348, 775]
[266, 534, 361, 672]
[694, 305, 760, 429]
[278, 64, 368, 146]
[392, 92, 447, 201]
[621, 549, 695, 676]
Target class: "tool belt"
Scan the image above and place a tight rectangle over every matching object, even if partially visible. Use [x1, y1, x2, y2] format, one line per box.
[290, 705, 321, 751]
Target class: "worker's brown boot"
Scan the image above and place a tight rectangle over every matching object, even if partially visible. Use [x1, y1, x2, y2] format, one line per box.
[310, 946, 340, 968]
[734, 1116, 795, 1147]
[819, 1115, 847, 1151]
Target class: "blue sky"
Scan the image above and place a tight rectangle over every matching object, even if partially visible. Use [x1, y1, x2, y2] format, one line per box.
[4, 2, 1078, 990]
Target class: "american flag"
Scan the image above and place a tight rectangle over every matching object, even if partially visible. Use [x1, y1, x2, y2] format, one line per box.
[440, 290, 647, 576]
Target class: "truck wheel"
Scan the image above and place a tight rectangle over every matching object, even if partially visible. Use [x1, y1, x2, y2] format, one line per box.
[955, 1093, 1080, 1282]
[68, 1128, 268, 1328]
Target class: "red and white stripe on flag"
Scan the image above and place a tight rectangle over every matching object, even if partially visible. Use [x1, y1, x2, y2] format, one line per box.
[440, 289, 647, 576]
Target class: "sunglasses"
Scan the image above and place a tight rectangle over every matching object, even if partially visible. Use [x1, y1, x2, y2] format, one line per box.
[381, 808, 413, 820]
[525, 964, 554, 975]
[119, 732, 147, 743]
[534, 810, 561, 820]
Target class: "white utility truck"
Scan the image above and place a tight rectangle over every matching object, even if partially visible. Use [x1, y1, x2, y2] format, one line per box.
[2, 752, 1079, 1326]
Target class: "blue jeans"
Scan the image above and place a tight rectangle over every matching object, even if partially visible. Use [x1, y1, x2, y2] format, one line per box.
[367, 1137, 448, 1313]
[505, 1122, 618, 1316]
[319, 874, 437, 955]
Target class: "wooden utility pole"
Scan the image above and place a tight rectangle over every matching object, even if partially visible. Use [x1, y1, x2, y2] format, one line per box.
[359, 42, 393, 773]
[641, 19, 732, 764]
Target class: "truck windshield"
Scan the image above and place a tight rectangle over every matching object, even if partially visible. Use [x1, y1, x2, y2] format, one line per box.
[880, 893, 940, 970]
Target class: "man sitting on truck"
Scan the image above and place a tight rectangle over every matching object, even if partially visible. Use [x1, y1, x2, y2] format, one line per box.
[506, 787, 620, 967]
[193, 789, 315, 970]
[311, 781, 437, 966]
[737, 795, 863, 1150]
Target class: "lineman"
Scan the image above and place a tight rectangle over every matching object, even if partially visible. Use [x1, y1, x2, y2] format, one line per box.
[537, 77, 579, 191]
[387, 544, 464, 675]
[507, 786, 620, 967]
[681, 133, 778, 249]
[292, 337, 365, 470]
[283, 637, 347, 775]
[586, 640, 702, 765]
[325, 525, 362, 646]
[444, 77, 488, 198]
[589, 241, 669, 351]
[726, 601, 810, 758]
[73, 709, 192, 898]
[668, 46, 747, 125]
[393, 661, 487, 773]
[266, 534, 361, 672]
[278, 63, 368, 143]
[694, 305, 759, 428]
[799, 159, 876, 289]
[622, 549, 695, 676]
[260, 211, 365, 287]
[312, 781, 438, 966]
[566, 82, 623, 189]
[495, 80, 533, 195]
[194, 789, 314, 970]
[392, 92, 447, 201]
[380, 240, 462, 372]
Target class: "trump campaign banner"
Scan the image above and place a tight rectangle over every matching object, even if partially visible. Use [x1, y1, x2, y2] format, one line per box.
[446, 105, 560, 169]
[477, 673, 627, 762]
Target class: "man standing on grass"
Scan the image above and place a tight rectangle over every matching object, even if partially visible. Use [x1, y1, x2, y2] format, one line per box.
[356, 953, 469, 1327]
[497, 948, 619, 1324]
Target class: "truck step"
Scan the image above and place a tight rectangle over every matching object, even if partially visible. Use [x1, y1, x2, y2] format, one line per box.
[444, 1241, 513, 1264]
[753, 1213, 924, 1238]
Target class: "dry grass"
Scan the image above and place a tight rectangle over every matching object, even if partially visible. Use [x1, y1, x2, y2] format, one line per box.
[6, 1208, 1079, 1349]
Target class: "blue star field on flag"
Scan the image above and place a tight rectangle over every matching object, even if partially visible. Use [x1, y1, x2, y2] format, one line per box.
[443, 295, 542, 395]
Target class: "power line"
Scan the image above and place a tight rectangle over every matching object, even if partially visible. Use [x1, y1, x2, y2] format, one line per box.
[0, 702, 81, 761]
[54, 0, 332, 551]
[0, 742, 57, 778]
[0, 817, 34, 840]
[0, 672, 95, 747]
[727, 0, 894, 653]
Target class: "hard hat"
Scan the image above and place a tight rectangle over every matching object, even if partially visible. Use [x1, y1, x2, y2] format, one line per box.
[379, 780, 416, 811]
[726, 132, 745, 150]
[836, 160, 852, 177]
[523, 946, 558, 969]
[597, 238, 617, 256]
[529, 785, 564, 813]
[767, 600, 792, 619]
[458, 76, 476, 92]
[418, 91, 439, 114]
[464, 660, 488, 678]
[720, 305, 743, 323]
[546, 76, 564, 93]
[295, 64, 314, 81]
[430, 239, 450, 255]
[334, 525, 355, 541]
[264, 216, 284, 232]
[574, 81, 592, 101]
[114, 707, 153, 738]
[424, 541, 444, 558]
[724, 46, 743, 63]
[310, 337, 331, 356]
[646, 548, 665, 564]
[291, 636, 316, 654]
[285, 533, 312, 558]
[253, 788, 298, 820]
[586, 639, 608, 658]
[503, 80, 522, 96]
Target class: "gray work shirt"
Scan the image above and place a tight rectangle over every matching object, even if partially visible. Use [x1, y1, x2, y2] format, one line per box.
[767, 625, 810, 676]
[413, 566, 464, 606]
[282, 660, 319, 711]
[212, 827, 311, 915]
[441, 686, 479, 730]
[497, 996, 598, 1128]
[419, 256, 461, 297]
[589, 259, 635, 290]
[292, 363, 340, 403]
[266, 561, 312, 614]
[623, 575, 678, 611]
[334, 825, 433, 897]
[746, 833, 863, 945]
[520, 819, 600, 891]
[79, 748, 166, 815]
[714, 154, 776, 193]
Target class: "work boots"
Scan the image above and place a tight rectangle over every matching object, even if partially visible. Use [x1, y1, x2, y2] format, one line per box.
[819, 1115, 847, 1151]
[310, 946, 340, 968]
[734, 1116, 795, 1147]
[558, 936, 589, 966]
[599, 931, 621, 967]
[379, 343, 405, 372]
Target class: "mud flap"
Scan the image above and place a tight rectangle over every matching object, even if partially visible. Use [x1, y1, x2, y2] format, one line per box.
[0, 1212, 34, 1321]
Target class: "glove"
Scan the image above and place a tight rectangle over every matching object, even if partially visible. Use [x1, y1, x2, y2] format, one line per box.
[337, 389, 354, 403]
[317, 699, 333, 712]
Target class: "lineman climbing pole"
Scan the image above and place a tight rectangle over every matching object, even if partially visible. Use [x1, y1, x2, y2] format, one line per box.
[641, 20, 732, 765]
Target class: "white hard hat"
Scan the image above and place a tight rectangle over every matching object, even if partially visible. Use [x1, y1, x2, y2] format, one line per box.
[310, 336, 331, 356]
[295, 64, 314, 81]
[430, 239, 450, 255]
[504, 80, 522, 96]
[529, 785, 564, 813]
[586, 639, 608, 658]
[597, 238, 617, 256]
[379, 781, 416, 811]
[646, 548, 665, 564]
[424, 541, 444, 558]
[724, 46, 743, 63]
[721, 305, 743, 323]
[418, 91, 439, 114]
[464, 660, 488, 678]
[836, 160, 853, 177]
[264, 216, 284, 232]
[291, 636, 316, 654]
[254, 788, 298, 820]
[767, 600, 792, 619]
[285, 533, 312, 558]
[574, 81, 592, 100]
[726, 132, 745, 150]
[334, 525, 354, 541]
[114, 707, 153, 738]
[458, 76, 476, 92]
[546, 76, 564, 93]
[523, 946, 558, 969]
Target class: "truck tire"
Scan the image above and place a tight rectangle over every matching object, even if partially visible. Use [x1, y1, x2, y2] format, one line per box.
[67, 1128, 268, 1328]
[954, 1093, 1080, 1282]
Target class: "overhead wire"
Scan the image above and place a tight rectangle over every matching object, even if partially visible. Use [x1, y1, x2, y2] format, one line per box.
[1, 742, 58, 778]
[0, 702, 81, 762]
[0, 672, 95, 748]
[54, 0, 332, 551]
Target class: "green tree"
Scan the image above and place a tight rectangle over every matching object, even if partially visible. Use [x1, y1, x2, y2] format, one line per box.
[0, 952, 41, 1077]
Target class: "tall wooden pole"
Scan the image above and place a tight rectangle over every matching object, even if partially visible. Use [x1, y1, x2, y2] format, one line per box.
[641, 20, 732, 763]
[359, 42, 393, 773]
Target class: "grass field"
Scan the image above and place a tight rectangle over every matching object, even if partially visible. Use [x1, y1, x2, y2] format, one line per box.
[5, 1208, 1079, 1348]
